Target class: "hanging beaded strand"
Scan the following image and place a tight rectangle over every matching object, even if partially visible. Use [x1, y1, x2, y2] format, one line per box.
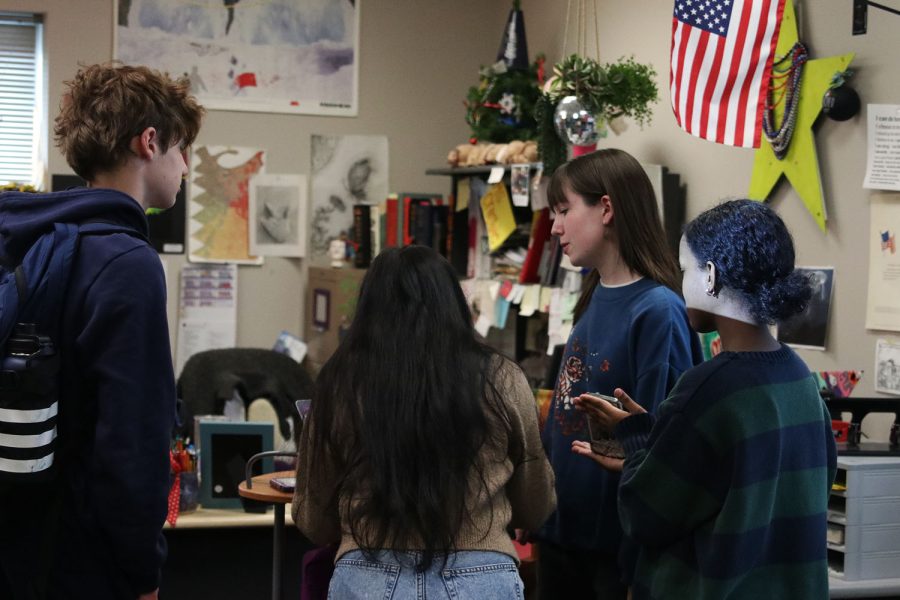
[762, 42, 808, 160]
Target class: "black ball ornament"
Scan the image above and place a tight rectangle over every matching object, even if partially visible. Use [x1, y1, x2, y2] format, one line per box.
[822, 85, 860, 121]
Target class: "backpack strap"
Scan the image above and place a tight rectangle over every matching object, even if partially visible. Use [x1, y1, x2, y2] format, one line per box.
[14, 265, 27, 308]
[13, 223, 80, 325]
[12, 222, 148, 324]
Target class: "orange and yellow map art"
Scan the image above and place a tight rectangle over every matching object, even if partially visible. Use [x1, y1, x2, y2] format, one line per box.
[189, 146, 266, 264]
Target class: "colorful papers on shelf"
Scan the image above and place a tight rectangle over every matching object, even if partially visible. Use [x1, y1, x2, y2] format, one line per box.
[815, 370, 863, 398]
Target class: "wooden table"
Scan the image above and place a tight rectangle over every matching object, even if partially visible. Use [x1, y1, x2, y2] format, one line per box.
[238, 470, 295, 600]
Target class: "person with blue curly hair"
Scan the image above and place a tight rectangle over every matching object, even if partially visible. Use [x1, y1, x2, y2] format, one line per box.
[574, 199, 837, 599]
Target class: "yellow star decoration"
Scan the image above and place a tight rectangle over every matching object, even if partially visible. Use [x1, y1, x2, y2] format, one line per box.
[747, 0, 853, 231]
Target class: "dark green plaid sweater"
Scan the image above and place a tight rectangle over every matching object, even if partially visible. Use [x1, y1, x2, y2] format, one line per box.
[615, 344, 836, 599]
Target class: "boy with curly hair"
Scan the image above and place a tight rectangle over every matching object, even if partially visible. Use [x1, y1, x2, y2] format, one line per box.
[0, 62, 204, 600]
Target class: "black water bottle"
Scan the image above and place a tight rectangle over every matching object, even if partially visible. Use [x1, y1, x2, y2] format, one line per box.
[0, 323, 56, 393]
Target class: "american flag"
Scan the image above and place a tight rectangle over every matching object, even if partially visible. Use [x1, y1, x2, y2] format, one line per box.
[670, 0, 785, 147]
[882, 231, 896, 254]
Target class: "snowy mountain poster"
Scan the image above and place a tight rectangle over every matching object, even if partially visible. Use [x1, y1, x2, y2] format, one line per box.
[115, 0, 359, 116]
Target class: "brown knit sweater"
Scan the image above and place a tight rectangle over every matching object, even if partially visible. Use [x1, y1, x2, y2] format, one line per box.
[291, 357, 556, 563]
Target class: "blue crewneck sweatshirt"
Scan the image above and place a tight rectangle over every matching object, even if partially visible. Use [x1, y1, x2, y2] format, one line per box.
[0, 188, 174, 597]
[538, 278, 702, 554]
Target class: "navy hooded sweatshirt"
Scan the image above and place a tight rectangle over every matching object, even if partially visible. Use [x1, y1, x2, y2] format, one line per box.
[0, 188, 174, 598]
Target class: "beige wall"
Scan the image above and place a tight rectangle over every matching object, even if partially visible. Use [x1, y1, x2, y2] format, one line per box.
[2, 0, 513, 353]
[522, 0, 900, 437]
[6, 1, 900, 434]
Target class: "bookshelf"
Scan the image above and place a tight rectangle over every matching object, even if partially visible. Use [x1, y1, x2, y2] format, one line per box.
[425, 164, 561, 387]
[424, 163, 544, 177]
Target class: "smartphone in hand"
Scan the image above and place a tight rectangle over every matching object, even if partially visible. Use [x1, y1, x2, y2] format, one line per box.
[269, 476, 296, 493]
[584, 393, 626, 459]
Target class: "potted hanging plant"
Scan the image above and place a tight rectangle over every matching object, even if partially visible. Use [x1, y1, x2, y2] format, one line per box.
[535, 54, 658, 173]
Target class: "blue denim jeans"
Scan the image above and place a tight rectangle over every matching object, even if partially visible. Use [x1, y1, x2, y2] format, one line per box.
[328, 549, 525, 600]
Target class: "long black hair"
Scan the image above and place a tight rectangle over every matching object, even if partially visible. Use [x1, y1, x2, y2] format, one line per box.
[547, 148, 682, 322]
[308, 245, 513, 569]
[684, 199, 811, 323]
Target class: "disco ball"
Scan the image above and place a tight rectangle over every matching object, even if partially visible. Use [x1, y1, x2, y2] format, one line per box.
[553, 95, 606, 146]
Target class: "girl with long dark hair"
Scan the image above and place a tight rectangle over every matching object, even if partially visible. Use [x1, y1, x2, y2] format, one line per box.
[292, 245, 555, 599]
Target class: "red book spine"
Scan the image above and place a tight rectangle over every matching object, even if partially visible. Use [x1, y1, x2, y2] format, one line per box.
[403, 196, 414, 246]
[385, 197, 399, 247]
[519, 208, 551, 284]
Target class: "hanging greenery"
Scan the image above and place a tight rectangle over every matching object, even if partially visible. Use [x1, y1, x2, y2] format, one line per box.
[537, 54, 658, 174]
[464, 56, 544, 144]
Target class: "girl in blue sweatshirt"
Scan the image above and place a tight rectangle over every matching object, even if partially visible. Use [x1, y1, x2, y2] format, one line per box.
[535, 149, 702, 599]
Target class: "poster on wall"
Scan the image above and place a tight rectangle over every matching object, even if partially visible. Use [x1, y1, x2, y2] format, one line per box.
[114, 0, 359, 116]
[309, 134, 388, 265]
[189, 145, 265, 265]
[175, 263, 237, 377]
[776, 267, 834, 350]
[863, 104, 900, 191]
[248, 174, 307, 257]
[866, 193, 900, 331]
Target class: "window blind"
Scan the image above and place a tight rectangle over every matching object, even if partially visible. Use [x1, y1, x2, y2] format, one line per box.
[0, 12, 41, 186]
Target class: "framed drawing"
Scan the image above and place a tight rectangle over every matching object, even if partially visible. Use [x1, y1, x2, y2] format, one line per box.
[876, 339, 900, 396]
[248, 174, 307, 257]
[114, 0, 359, 116]
[189, 145, 265, 265]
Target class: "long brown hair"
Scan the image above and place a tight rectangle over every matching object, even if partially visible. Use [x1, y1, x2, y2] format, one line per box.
[548, 148, 681, 322]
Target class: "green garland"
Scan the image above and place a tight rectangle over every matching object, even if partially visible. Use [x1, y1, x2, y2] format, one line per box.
[465, 57, 543, 144]
[535, 94, 567, 176]
[537, 54, 658, 174]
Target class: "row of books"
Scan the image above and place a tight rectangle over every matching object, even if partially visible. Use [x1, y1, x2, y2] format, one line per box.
[350, 194, 451, 268]
[349, 189, 571, 290]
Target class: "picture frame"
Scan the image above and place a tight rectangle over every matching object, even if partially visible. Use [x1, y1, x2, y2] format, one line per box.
[312, 289, 330, 330]
[875, 339, 900, 396]
[776, 267, 835, 351]
[249, 174, 307, 257]
[198, 420, 274, 509]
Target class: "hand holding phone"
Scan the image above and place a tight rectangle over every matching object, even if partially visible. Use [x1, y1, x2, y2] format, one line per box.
[579, 393, 626, 459]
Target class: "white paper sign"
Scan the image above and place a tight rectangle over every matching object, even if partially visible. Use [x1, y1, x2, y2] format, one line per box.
[863, 104, 900, 191]
[875, 338, 900, 396]
[865, 194, 900, 331]
[175, 264, 238, 376]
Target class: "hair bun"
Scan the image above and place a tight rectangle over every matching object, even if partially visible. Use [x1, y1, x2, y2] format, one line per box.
[756, 271, 812, 323]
